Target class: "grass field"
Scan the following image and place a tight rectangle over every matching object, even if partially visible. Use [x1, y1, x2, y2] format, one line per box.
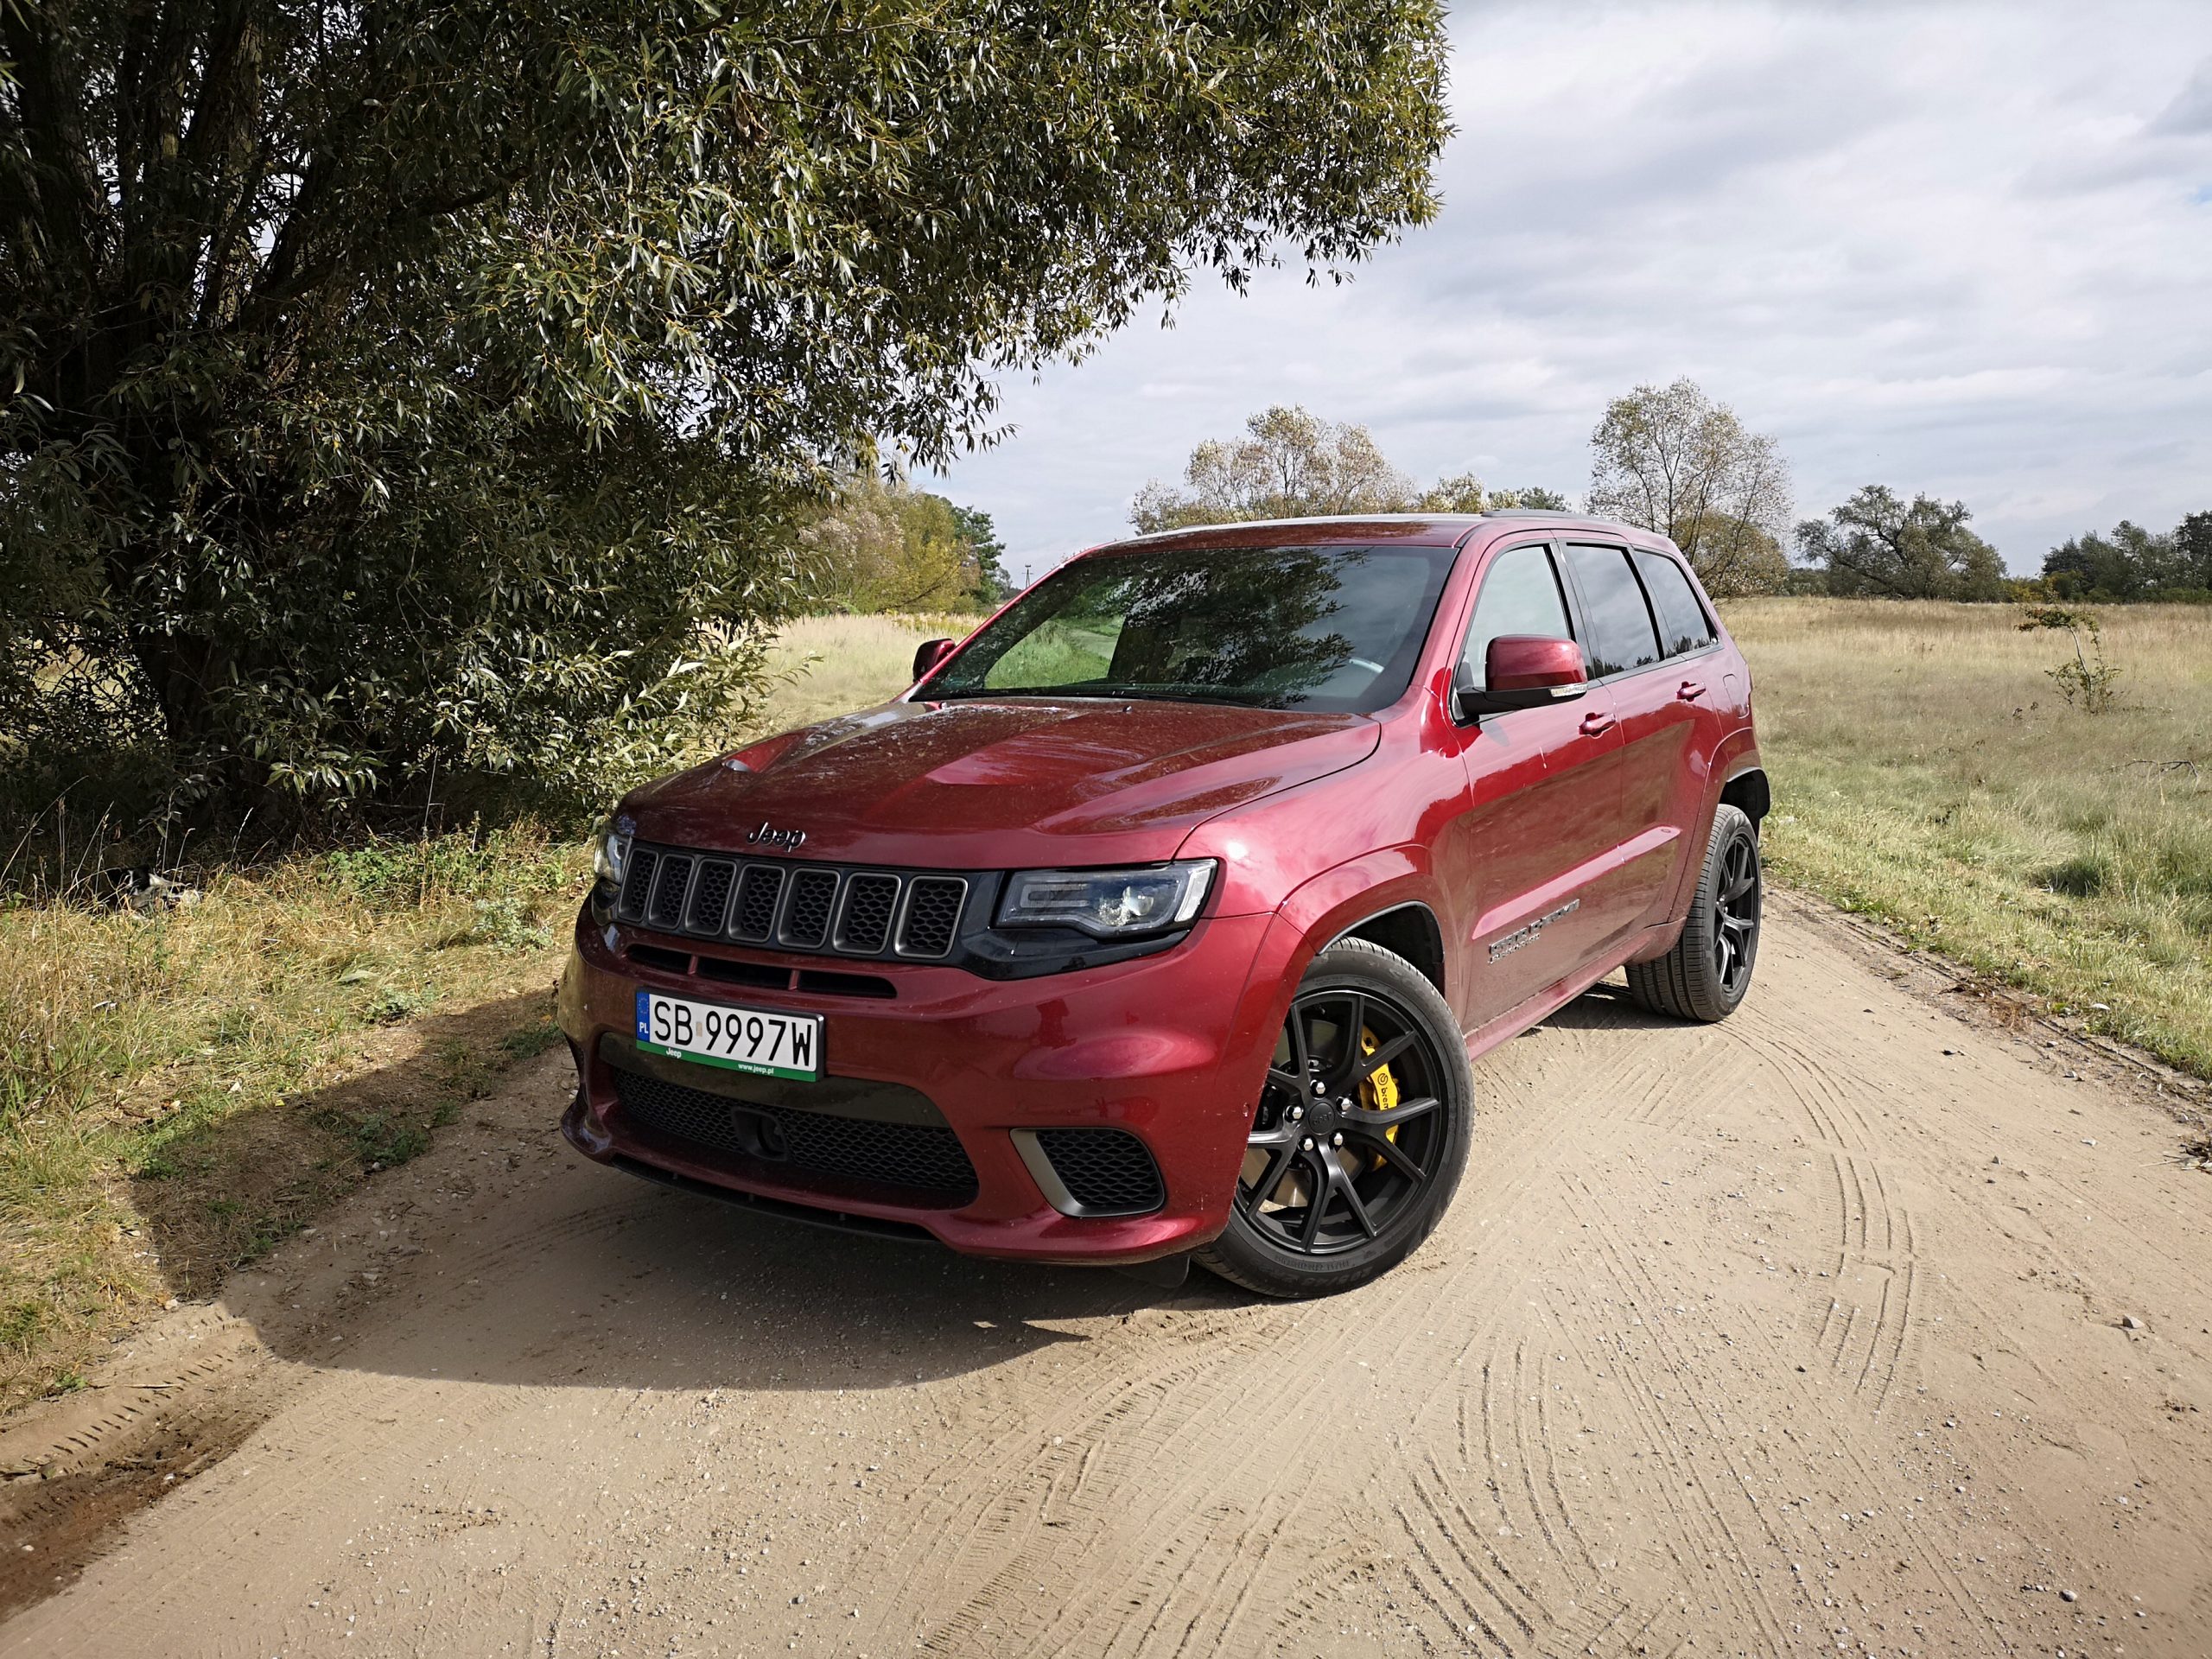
[4, 600, 2206, 1412]
[1726, 599, 2212, 1076]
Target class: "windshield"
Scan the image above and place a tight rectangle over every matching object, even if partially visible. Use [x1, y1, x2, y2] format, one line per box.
[926, 543, 1456, 714]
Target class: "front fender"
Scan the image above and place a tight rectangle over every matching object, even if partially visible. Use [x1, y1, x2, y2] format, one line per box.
[1206, 849, 1457, 1114]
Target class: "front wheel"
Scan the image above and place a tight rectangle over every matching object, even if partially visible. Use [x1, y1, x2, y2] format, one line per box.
[1197, 938, 1472, 1299]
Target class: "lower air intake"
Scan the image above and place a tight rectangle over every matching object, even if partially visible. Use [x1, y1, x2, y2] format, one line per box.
[1033, 1128, 1165, 1216]
[611, 1067, 977, 1205]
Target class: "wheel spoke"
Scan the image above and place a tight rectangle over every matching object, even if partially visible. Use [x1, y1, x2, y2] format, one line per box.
[1243, 1139, 1300, 1211]
[1285, 1006, 1313, 1084]
[1350, 1030, 1415, 1084]
[1298, 1152, 1332, 1248]
[1266, 1065, 1306, 1097]
[1722, 874, 1757, 905]
[1328, 1157, 1379, 1238]
[1325, 992, 1367, 1085]
[1344, 1122, 1427, 1182]
[1361, 1095, 1440, 1132]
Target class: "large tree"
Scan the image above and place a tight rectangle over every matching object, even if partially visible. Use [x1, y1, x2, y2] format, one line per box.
[1798, 486, 2008, 601]
[1131, 404, 1557, 532]
[1, 1, 1449, 819]
[1586, 379, 1793, 597]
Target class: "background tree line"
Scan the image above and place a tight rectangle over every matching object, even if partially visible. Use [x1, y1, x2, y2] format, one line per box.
[1134, 381, 2209, 607]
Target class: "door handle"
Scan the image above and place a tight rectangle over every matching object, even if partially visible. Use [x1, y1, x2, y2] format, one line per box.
[1677, 680, 1707, 702]
[1578, 710, 1617, 737]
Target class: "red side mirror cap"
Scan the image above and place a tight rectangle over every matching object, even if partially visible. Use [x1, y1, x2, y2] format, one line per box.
[1487, 634, 1586, 692]
[912, 638, 957, 683]
[1456, 634, 1588, 720]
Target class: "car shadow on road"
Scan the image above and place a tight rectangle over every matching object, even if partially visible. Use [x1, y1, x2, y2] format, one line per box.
[1540, 981, 1685, 1032]
[222, 1101, 1249, 1398]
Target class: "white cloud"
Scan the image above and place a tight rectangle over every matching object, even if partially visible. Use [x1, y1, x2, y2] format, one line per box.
[924, 3, 2212, 580]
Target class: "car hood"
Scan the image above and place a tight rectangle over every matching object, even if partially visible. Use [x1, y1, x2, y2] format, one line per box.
[622, 697, 1381, 868]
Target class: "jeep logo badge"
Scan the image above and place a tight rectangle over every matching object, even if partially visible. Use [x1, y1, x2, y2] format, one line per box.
[745, 821, 806, 853]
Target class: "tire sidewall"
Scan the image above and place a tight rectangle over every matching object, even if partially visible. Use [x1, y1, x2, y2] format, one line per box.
[1698, 806, 1761, 1017]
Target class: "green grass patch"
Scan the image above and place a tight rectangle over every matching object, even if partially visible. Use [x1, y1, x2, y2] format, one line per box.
[1726, 598, 2212, 1077]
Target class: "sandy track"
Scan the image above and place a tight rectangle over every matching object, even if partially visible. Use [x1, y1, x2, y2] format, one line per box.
[4, 893, 2209, 1657]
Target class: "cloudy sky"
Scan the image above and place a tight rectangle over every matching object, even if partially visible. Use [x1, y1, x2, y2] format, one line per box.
[924, 1, 2212, 583]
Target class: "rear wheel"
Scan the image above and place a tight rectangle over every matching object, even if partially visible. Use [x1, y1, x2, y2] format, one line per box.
[1198, 938, 1471, 1299]
[1625, 803, 1762, 1022]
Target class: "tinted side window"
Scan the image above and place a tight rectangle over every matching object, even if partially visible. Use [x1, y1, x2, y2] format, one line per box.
[1459, 543, 1573, 690]
[1633, 550, 1717, 658]
[1561, 544, 1662, 678]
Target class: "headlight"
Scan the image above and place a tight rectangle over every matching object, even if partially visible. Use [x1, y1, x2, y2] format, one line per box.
[996, 861, 1213, 938]
[590, 817, 632, 892]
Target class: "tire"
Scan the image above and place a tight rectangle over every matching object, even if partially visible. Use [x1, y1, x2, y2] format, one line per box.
[1625, 803, 1762, 1022]
[1198, 937, 1473, 1299]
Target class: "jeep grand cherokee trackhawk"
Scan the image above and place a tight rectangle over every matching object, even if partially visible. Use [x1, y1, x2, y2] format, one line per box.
[558, 513, 1769, 1296]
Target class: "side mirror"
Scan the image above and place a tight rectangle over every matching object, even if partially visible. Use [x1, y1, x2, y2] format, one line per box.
[911, 637, 957, 683]
[1454, 634, 1587, 721]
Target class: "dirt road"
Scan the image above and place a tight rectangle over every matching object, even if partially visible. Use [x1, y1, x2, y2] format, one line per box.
[4, 893, 2209, 1657]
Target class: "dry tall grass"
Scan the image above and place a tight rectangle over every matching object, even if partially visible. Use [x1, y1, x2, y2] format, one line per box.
[1726, 599, 2212, 1075]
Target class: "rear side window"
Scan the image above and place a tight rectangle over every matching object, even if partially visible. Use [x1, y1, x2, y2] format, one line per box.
[1459, 543, 1573, 690]
[1561, 544, 1662, 678]
[1633, 550, 1717, 658]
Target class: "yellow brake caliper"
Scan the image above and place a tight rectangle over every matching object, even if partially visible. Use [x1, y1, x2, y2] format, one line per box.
[1356, 1027, 1400, 1168]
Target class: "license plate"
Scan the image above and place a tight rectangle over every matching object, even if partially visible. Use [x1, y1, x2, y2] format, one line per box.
[634, 989, 822, 1082]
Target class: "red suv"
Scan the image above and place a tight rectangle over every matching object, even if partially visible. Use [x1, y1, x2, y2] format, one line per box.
[558, 513, 1768, 1296]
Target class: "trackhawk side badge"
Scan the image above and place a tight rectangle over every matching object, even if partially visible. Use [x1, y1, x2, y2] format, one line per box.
[1487, 899, 1580, 962]
[745, 821, 807, 852]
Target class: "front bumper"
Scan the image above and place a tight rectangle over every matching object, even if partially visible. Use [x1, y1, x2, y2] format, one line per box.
[556, 904, 1291, 1263]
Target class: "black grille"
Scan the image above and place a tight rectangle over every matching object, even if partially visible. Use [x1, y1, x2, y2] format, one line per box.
[780, 868, 839, 948]
[615, 841, 970, 963]
[733, 865, 784, 941]
[648, 854, 693, 928]
[898, 877, 966, 957]
[612, 1067, 977, 1204]
[836, 873, 899, 954]
[1036, 1128, 1164, 1215]
[687, 861, 735, 934]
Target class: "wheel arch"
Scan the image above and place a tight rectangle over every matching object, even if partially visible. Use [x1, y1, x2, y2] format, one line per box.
[1325, 902, 1447, 999]
[1720, 765, 1770, 827]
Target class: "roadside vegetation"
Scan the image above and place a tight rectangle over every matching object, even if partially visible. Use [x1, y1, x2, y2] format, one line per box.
[0, 619, 944, 1412]
[1728, 599, 2212, 1077]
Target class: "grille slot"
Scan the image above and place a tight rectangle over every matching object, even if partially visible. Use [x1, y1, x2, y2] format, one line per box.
[835, 873, 900, 954]
[731, 865, 785, 942]
[612, 1067, 977, 1204]
[618, 848, 660, 919]
[1033, 1128, 1164, 1215]
[687, 860, 735, 934]
[648, 855, 695, 929]
[780, 868, 839, 948]
[897, 877, 967, 957]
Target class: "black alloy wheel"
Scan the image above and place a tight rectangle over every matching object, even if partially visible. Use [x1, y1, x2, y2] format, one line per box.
[1624, 802, 1763, 1023]
[1198, 938, 1471, 1298]
[1712, 828, 1761, 998]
